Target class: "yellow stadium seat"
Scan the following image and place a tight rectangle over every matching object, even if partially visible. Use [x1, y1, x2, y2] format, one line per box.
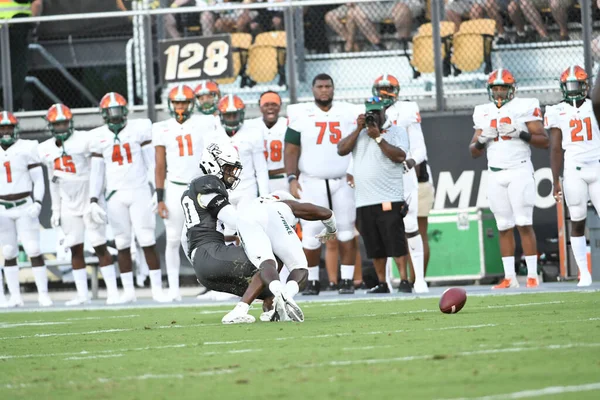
[457, 19, 496, 36]
[254, 31, 287, 48]
[216, 33, 253, 85]
[417, 21, 455, 37]
[451, 32, 485, 72]
[411, 34, 444, 74]
[231, 32, 253, 50]
[247, 45, 278, 83]
[216, 52, 241, 85]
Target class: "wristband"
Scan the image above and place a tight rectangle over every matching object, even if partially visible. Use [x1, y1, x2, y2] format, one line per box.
[156, 188, 165, 203]
[322, 212, 337, 233]
[519, 131, 532, 142]
[474, 140, 486, 150]
[287, 174, 297, 183]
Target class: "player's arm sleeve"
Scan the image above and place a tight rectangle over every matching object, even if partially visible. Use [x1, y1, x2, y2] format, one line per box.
[29, 165, 45, 204]
[89, 156, 105, 200]
[284, 127, 301, 145]
[472, 106, 484, 130]
[216, 204, 238, 230]
[252, 138, 270, 196]
[544, 106, 559, 129]
[152, 122, 164, 147]
[42, 153, 61, 212]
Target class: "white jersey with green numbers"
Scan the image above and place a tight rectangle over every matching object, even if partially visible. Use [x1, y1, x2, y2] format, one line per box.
[286, 101, 361, 179]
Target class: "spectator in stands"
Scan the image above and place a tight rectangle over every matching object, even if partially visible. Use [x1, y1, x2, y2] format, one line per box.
[445, 0, 486, 32]
[531, 0, 574, 41]
[484, 0, 530, 44]
[0, 0, 43, 111]
[325, 1, 392, 52]
[303, 3, 338, 54]
[164, 0, 197, 39]
[517, 0, 552, 41]
[200, 0, 255, 36]
[248, 0, 285, 37]
[392, 1, 425, 48]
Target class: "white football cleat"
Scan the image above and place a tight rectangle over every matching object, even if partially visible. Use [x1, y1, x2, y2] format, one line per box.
[105, 295, 120, 305]
[65, 296, 91, 306]
[38, 293, 53, 307]
[222, 303, 255, 324]
[413, 280, 429, 294]
[281, 293, 304, 322]
[117, 291, 137, 304]
[7, 296, 24, 308]
[578, 274, 592, 287]
[169, 291, 182, 302]
[271, 293, 291, 322]
[152, 291, 173, 303]
[260, 309, 275, 322]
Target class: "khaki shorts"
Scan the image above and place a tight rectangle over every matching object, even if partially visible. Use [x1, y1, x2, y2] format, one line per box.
[417, 181, 435, 218]
[327, 1, 424, 22]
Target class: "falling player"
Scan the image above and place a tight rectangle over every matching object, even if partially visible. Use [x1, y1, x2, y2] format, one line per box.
[154, 84, 227, 301]
[0, 112, 52, 307]
[469, 69, 549, 289]
[548, 65, 597, 287]
[372, 74, 428, 294]
[38, 104, 119, 305]
[284, 73, 360, 295]
[87, 92, 170, 303]
[217, 94, 269, 207]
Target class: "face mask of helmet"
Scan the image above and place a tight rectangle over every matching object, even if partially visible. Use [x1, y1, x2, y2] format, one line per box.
[0, 125, 18, 146]
[50, 120, 74, 141]
[488, 85, 514, 107]
[197, 94, 218, 115]
[103, 106, 128, 132]
[221, 111, 244, 136]
[562, 80, 588, 102]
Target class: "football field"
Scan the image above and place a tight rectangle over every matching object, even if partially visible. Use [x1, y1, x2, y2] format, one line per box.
[1, 286, 599, 400]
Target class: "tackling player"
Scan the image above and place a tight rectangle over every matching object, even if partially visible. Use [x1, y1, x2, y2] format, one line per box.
[217, 94, 269, 207]
[38, 104, 119, 305]
[153, 84, 227, 301]
[469, 69, 549, 289]
[284, 73, 361, 295]
[548, 65, 596, 287]
[372, 74, 428, 294]
[0, 112, 52, 307]
[88, 92, 170, 303]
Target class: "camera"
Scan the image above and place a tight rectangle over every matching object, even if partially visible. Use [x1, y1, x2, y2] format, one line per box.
[365, 111, 377, 125]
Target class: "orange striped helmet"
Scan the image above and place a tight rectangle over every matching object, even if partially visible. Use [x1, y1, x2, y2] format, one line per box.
[194, 81, 221, 115]
[372, 74, 400, 104]
[560, 65, 588, 102]
[45, 104, 74, 141]
[168, 84, 195, 123]
[218, 94, 245, 136]
[0, 111, 19, 145]
[99, 92, 128, 132]
[487, 68, 516, 107]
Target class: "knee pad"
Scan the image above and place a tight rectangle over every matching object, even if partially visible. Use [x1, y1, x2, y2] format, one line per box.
[302, 234, 321, 250]
[2, 244, 17, 260]
[404, 214, 419, 234]
[23, 241, 41, 258]
[115, 234, 132, 250]
[496, 217, 515, 232]
[336, 229, 355, 243]
[135, 229, 156, 248]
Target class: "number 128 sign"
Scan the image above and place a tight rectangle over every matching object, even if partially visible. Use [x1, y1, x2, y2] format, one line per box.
[159, 35, 233, 83]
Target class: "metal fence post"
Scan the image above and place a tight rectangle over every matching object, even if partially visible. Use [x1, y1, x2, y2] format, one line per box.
[143, 3, 156, 122]
[431, 0, 445, 111]
[284, 5, 298, 104]
[581, 0, 593, 81]
[0, 21, 13, 112]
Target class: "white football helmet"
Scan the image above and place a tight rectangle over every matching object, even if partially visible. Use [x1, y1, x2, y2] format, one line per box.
[200, 142, 243, 189]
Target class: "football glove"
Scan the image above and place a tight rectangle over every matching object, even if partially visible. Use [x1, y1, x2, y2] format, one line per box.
[498, 123, 520, 138]
[315, 228, 337, 243]
[86, 202, 107, 225]
[27, 202, 42, 219]
[50, 211, 61, 228]
[478, 126, 498, 143]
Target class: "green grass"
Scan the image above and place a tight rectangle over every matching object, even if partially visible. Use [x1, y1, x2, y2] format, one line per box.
[1, 292, 599, 399]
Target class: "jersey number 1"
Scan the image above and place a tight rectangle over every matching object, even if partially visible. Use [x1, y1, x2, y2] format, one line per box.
[3, 161, 11, 183]
[112, 143, 133, 165]
[570, 117, 592, 142]
[315, 122, 341, 144]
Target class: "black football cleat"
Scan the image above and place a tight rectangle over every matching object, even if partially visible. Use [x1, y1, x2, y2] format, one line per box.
[338, 279, 355, 294]
[366, 282, 390, 294]
[398, 280, 412, 293]
[302, 280, 320, 296]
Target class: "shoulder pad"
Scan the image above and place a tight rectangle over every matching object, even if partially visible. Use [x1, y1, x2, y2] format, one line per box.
[190, 175, 228, 198]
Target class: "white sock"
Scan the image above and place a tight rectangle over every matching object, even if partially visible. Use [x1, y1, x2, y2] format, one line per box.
[100, 264, 119, 298]
[4, 266, 21, 298]
[165, 240, 180, 296]
[149, 269, 163, 292]
[32, 266, 49, 294]
[279, 267, 290, 283]
[407, 235, 425, 282]
[235, 301, 249, 313]
[72, 268, 89, 299]
[120, 271, 135, 293]
[525, 255, 538, 278]
[340, 264, 354, 281]
[307, 266, 319, 281]
[285, 280, 299, 297]
[571, 236, 591, 278]
[502, 256, 515, 278]
[269, 280, 283, 296]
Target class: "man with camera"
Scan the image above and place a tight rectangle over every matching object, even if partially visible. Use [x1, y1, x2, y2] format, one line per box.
[337, 97, 410, 293]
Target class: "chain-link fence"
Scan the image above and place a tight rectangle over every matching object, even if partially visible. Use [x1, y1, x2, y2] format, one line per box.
[1, 0, 598, 120]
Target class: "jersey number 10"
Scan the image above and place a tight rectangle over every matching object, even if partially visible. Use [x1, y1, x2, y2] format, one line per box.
[315, 122, 342, 145]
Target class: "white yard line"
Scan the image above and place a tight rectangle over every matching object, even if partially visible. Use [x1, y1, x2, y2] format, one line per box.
[0, 328, 131, 340]
[439, 382, 600, 400]
[64, 354, 124, 361]
[0, 322, 71, 329]
[64, 314, 140, 321]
